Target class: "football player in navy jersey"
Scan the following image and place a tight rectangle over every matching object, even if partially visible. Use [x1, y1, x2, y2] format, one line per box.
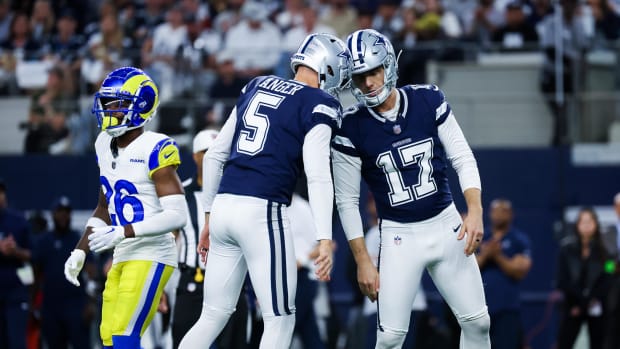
[332, 29, 491, 349]
[178, 33, 351, 349]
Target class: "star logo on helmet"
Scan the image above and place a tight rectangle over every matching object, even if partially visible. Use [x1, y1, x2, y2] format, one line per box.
[372, 34, 386, 47]
[337, 50, 350, 62]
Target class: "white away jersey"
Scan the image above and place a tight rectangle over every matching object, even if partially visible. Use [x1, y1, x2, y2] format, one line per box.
[95, 131, 180, 267]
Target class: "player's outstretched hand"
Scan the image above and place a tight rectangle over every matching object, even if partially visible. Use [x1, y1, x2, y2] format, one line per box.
[314, 239, 333, 282]
[357, 259, 379, 302]
[457, 211, 484, 256]
[64, 249, 86, 286]
[88, 226, 126, 253]
[197, 216, 210, 264]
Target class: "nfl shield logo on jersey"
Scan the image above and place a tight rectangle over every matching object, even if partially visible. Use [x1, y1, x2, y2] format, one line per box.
[394, 235, 402, 245]
[392, 125, 401, 135]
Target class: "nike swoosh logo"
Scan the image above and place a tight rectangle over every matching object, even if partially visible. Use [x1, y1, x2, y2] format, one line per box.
[106, 228, 114, 234]
[452, 224, 462, 233]
[163, 152, 174, 159]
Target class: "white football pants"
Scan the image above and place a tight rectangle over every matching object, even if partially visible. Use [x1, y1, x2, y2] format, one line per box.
[179, 194, 297, 349]
[375, 203, 491, 349]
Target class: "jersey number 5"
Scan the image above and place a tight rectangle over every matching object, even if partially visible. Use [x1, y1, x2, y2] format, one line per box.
[376, 138, 437, 206]
[237, 91, 284, 155]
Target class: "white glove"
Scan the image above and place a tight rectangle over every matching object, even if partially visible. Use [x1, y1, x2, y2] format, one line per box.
[88, 226, 126, 253]
[64, 249, 86, 286]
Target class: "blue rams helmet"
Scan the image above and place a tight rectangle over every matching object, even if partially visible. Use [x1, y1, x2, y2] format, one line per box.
[290, 33, 351, 97]
[346, 29, 398, 107]
[92, 67, 159, 137]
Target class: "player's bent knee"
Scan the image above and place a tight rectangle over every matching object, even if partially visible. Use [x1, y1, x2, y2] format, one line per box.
[457, 307, 491, 335]
[203, 303, 236, 316]
[376, 326, 407, 349]
[112, 334, 141, 349]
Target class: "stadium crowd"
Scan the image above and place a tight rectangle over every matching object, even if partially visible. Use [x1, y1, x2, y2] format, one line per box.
[2, 0, 619, 153]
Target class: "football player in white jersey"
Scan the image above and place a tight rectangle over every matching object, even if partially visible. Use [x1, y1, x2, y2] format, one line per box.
[179, 33, 351, 349]
[332, 29, 491, 348]
[63, 67, 188, 349]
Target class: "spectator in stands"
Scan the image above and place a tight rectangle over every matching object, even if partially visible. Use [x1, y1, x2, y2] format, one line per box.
[604, 193, 620, 349]
[141, 5, 188, 103]
[539, 0, 593, 146]
[371, 0, 405, 41]
[32, 196, 94, 349]
[356, 7, 375, 30]
[205, 50, 249, 128]
[29, 0, 55, 43]
[0, 11, 43, 94]
[183, 13, 222, 72]
[477, 198, 532, 349]
[0, 179, 32, 349]
[275, 0, 306, 32]
[555, 207, 611, 349]
[212, 0, 245, 33]
[526, 0, 553, 26]
[180, 0, 211, 24]
[283, 3, 336, 54]
[318, 0, 358, 39]
[81, 11, 133, 93]
[176, 12, 221, 96]
[280, 3, 336, 79]
[467, 0, 505, 48]
[588, 0, 620, 41]
[0, 0, 14, 44]
[128, 0, 166, 44]
[491, 0, 539, 50]
[45, 8, 84, 71]
[24, 65, 74, 154]
[223, 1, 282, 78]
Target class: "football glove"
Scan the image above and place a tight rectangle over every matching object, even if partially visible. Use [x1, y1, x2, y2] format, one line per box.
[64, 249, 86, 286]
[89, 226, 126, 253]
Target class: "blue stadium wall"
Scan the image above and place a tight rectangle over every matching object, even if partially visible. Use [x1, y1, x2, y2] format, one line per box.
[1, 148, 619, 349]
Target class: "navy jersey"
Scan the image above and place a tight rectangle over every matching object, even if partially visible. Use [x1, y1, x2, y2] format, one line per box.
[218, 75, 341, 205]
[333, 85, 453, 222]
[480, 228, 531, 314]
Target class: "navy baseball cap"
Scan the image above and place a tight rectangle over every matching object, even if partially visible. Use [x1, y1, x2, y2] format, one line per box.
[51, 196, 72, 211]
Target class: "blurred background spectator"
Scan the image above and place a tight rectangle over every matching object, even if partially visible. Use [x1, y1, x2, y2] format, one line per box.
[0, 179, 32, 349]
[477, 199, 532, 349]
[31, 196, 94, 349]
[554, 207, 611, 349]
